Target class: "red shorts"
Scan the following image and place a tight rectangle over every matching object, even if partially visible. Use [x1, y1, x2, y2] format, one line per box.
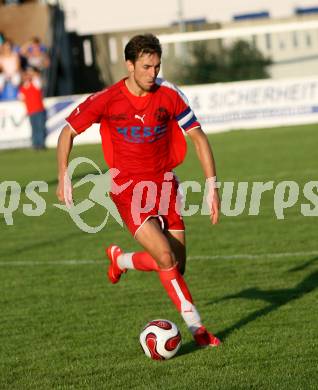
[111, 173, 185, 237]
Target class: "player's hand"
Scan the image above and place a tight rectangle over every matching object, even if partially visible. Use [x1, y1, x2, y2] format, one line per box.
[56, 173, 73, 207]
[210, 188, 220, 224]
[206, 183, 220, 225]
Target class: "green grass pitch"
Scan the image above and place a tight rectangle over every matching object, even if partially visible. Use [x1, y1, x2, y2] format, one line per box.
[0, 124, 317, 389]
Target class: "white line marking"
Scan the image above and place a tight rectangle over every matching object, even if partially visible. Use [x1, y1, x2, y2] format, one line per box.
[0, 260, 99, 266]
[0, 250, 317, 266]
[189, 250, 318, 260]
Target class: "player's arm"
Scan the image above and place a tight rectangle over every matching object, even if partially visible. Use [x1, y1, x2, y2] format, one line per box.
[187, 127, 220, 225]
[56, 90, 106, 205]
[171, 86, 220, 224]
[56, 124, 77, 205]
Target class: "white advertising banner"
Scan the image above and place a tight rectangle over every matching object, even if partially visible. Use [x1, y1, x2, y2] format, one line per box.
[0, 94, 99, 150]
[182, 76, 318, 132]
[0, 76, 318, 150]
[0, 100, 31, 149]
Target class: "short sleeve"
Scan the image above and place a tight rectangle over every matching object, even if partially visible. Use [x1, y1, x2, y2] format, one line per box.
[65, 89, 107, 134]
[174, 92, 201, 133]
[156, 78, 200, 132]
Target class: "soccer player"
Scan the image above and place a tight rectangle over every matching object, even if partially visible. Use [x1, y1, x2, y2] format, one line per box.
[56, 34, 221, 347]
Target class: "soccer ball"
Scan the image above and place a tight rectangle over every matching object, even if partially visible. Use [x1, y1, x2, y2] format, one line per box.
[139, 319, 182, 360]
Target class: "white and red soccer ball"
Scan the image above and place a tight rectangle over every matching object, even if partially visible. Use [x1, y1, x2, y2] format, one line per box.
[139, 319, 182, 360]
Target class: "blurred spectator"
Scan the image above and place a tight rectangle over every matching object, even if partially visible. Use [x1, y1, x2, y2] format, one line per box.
[20, 37, 50, 72]
[20, 37, 50, 96]
[19, 67, 47, 150]
[0, 39, 21, 100]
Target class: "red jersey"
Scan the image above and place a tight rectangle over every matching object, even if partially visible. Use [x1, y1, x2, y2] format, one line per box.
[66, 78, 200, 179]
[19, 79, 45, 115]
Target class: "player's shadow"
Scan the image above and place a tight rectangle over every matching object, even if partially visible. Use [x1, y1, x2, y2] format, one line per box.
[287, 255, 318, 273]
[178, 340, 203, 357]
[209, 256, 318, 341]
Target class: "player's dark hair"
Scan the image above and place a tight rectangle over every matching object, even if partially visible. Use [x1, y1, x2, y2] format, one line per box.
[124, 34, 162, 63]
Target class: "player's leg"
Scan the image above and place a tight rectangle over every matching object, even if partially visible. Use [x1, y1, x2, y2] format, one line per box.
[110, 228, 186, 274]
[119, 249, 159, 272]
[135, 219, 220, 347]
[108, 186, 186, 276]
[163, 174, 187, 274]
[134, 218, 176, 269]
[107, 218, 220, 346]
[135, 218, 199, 331]
[107, 216, 161, 277]
[165, 230, 186, 275]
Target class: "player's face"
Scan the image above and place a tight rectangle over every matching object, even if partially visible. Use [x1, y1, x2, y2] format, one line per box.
[127, 53, 161, 93]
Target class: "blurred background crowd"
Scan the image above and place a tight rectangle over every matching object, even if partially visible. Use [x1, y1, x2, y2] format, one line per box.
[0, 33, 50, 100]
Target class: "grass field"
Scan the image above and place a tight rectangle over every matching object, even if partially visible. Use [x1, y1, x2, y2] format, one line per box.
[0, 124, 317, 389]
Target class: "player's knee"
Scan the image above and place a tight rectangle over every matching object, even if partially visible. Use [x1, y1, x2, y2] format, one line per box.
[157, 251, 176, 269]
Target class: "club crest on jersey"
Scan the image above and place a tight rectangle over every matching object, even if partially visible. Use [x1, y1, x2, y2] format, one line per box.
[155, 107, 170, 123]
[116, 125, 167, 143]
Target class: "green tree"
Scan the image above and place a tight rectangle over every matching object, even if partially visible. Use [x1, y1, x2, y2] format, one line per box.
[226, 40, 271, 81]
[174, 42, 228, 85]
[174, 39, 271, 85]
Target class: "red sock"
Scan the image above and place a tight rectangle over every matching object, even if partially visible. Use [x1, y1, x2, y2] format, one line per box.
[158, 265, 202, 333]
[132, 252, 159, 271]
[158, 265, 193, 309]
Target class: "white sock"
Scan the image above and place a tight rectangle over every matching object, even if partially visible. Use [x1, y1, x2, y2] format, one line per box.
[181, 305, 202, 335]
[117, 253, 135, 270]
[170, 279, 202, 334]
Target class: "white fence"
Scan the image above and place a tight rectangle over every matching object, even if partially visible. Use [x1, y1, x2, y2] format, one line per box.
[1, 76, 318, 150]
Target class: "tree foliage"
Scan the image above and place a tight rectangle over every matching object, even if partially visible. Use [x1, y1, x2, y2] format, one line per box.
[175, 40, 272, 85]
